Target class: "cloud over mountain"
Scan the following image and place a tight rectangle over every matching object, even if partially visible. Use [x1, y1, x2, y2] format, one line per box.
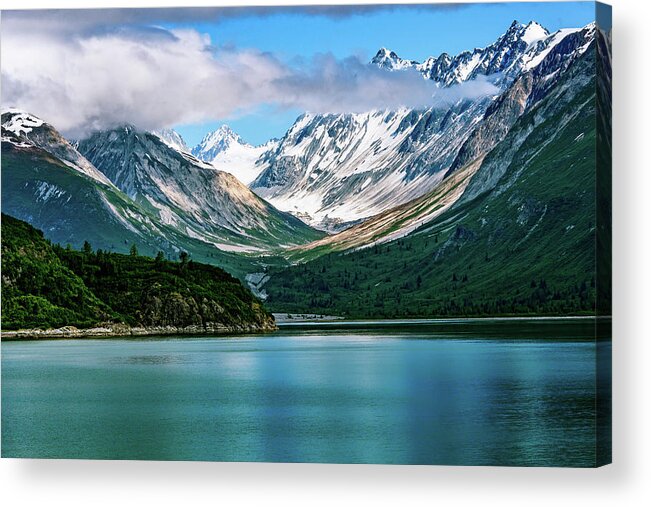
[1, 22, 496, 137]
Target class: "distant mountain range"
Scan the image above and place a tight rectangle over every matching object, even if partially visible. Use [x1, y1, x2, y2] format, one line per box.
[1, 111, 322, 279]
[371, 21, 551, 85]
[1, 19, 611, 319]
[263, 23, 611, 318]
[248, 21, 597, 232]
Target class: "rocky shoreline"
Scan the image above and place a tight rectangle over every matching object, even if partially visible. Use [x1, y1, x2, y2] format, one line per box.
[1, 321, 278, 341]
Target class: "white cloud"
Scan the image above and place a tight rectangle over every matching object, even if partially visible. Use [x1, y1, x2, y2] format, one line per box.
[1, 25, 498, 137]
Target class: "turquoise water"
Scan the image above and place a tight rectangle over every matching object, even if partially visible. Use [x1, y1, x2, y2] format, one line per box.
[1, 319, 608, 466]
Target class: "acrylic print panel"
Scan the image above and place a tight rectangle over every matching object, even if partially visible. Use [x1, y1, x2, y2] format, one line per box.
[0, 1, 611, 467]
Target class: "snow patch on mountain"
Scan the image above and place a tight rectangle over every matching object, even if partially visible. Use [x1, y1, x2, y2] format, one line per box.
[35, 181, 66, 202]
[2, 109, 44, 135]
[153, 128, 189, 153]
[208, 139, 278, 185]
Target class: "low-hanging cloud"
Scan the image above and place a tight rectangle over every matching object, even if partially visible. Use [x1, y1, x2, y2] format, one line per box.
[1, 25, 498, 138]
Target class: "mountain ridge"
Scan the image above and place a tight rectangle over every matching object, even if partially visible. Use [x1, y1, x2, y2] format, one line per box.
[261, 29, 605, 317]
[250, 20, 594, 232]
[76, 125, 323, 253]
[371, 20, 552, 85]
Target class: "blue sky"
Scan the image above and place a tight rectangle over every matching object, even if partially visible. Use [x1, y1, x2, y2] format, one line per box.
[168, 2, 595, 146]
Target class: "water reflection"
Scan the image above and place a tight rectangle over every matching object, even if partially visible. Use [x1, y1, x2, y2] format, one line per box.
[2, 318, 609, 466]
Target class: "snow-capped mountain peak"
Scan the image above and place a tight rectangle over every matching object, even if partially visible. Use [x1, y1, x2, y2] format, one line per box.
[2, 108, 45, 136]
[520, 21, 550, 45]
[371, 48, 418, 71]
[1, 109, 115, 187]
[191, 125, 277, 185]
[496, 20, 550, 49]
[371, 19, 552, 86]
[193, 125, 245, 158]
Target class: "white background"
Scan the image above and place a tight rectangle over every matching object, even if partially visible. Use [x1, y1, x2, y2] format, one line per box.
[1, 0, 649, 505]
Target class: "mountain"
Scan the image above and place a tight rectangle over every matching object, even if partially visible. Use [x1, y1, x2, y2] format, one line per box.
[191, 125, 277, 185]
[1, 113, 287, 279]
[2, 109, 114, 186]
[250, 20, 581, 232]
[283, 22, 597, 260]
[448, 22, 595, 181]
[76, 126, 323, 253]
[371, 48, 419, 71]
[2, 113, 170, 253]
[192, 125, 244, 159]
[260, 22, 608, 319]
[1, 213, 275, 334]
[371, 20, 551, 85]
[251, 100, 493, 232]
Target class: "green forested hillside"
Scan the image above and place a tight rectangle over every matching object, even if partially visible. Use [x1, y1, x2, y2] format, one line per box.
[263, 68, 600, 319]
[1, 214, 274, 331]
[1, 214, 115, 329]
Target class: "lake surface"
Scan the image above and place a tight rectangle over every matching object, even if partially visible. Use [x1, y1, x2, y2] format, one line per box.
[1, 319, 610, 466]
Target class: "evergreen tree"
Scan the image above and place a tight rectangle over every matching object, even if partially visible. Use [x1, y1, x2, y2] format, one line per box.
[179, 251, 189, 268]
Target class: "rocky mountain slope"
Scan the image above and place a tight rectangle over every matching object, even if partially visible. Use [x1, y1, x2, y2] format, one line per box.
[261, 24, 610, 318]
[1, 113, 297, 278]
[77, 126, 323, 253]
[2, 110, 114, 186]
[250, 20, 588, 231]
